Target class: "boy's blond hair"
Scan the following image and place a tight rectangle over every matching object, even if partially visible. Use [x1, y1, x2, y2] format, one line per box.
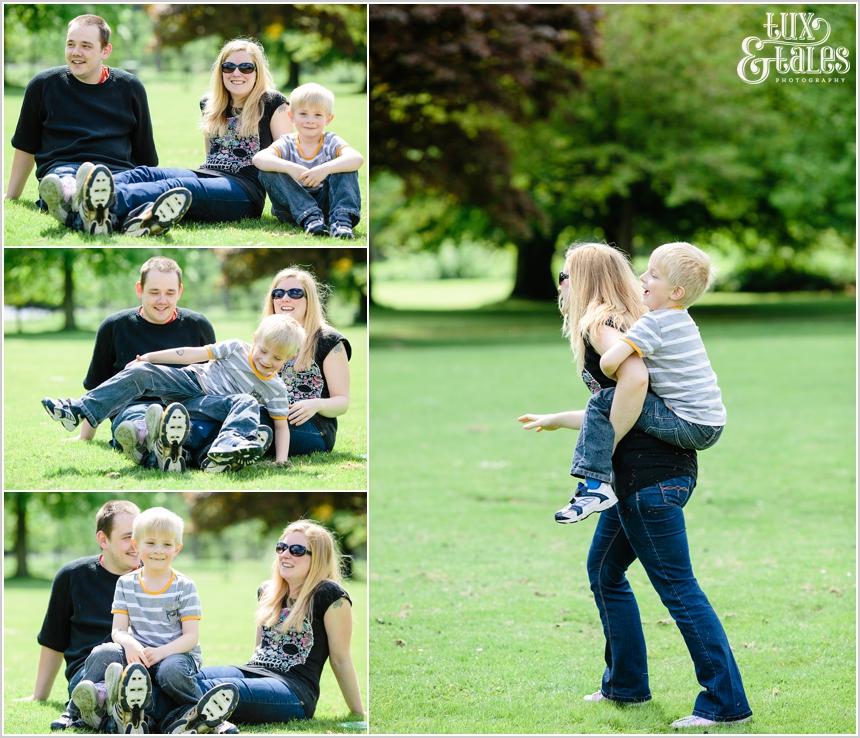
[254, 314, 306, 357]
[133, 507, 184, 545]
[289, 83, 335, 116]
[650, 241, 715, 307]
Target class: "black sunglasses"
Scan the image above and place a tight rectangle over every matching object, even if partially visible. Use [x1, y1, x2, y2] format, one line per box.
[276, 542, 312, 557]
[558, 271, 569, 285]
[221, 62, 257, 74]
[271, 288, 306, 300]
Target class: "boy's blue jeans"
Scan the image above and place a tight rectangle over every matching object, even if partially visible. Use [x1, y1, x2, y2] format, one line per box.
[258, 170, 360, 227]
[571, 388, 723, 483]
[74, 363, 260, 450]
[586, 477, 752, 721]
[193, 666, 306, 722]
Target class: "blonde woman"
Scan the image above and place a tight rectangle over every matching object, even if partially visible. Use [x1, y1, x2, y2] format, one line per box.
[258, 266, 351, 456]
[183, 521, 364, 726]
[519, 243, 751, 729]
[68, 38, 292, 236]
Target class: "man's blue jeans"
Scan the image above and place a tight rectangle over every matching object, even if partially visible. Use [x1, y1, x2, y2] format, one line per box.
[193, 666, 306, 722]
[571, 388, 724, 483]
[73, 363, 260, 449]
[112, 166, 260, 224]
[258, 170, 360, 227]
[586, 477, 752, 721]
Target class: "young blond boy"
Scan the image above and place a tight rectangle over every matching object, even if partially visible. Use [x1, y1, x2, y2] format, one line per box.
[43, 314, 305, 469]
[557, 242, 726, 523]
[253, 82, 364, 239]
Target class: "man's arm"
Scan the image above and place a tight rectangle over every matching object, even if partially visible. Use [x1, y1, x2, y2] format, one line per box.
[129, 80, 158, 166]
[30, 646, 64, 700]
[136, 346, 210, 366]
[5, 149, 36, 200]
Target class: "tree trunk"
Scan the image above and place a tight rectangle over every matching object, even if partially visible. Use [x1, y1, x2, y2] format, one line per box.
[287, 59, 301, 90]
[62, 250, 77, 331]
[14, 494, 30, 578]
[602, 195, 635, 258]
[511, 236, 558, 301]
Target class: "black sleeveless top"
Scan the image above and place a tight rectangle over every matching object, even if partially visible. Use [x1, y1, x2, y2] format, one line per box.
[583, 340, 698, 499]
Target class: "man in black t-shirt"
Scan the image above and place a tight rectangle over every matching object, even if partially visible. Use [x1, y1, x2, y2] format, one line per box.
[75, 256, 218, 469]
[32, 501, 140, 730]
[4, 14, 157, 229]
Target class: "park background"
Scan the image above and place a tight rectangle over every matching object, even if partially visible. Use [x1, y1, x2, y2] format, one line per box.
[368, 4, 856, 734]
[2, 491, 367, 734]
[3, 3, 368, 246]
[2, 247, 367, 491]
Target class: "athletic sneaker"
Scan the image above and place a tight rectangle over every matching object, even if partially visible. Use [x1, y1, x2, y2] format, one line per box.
[206, 434, 265, 466]
[555, 480, 618, 524]
[39, 174, 71, 226]
[49, 709, 77, 731]
[330, 221, 354, 239]
[71, 679, 107, 730]
[583, 690, 647, 706]
[215, 720, 240, 734]
[122, 188, 192, 237]
[114, 406, 162, 464]
[301, 213, 326, 236]
[108, 663, 151, 734]
[41, 398, 84, 431]
[164, 684, 239, 734]
[671, 714, 751, 729]
[203, 425, 273, 473]
[154, 402, 190, 473]
[77, 163, 115, 235]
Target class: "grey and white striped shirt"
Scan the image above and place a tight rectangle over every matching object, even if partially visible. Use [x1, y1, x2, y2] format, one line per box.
[623, 308, 726, 426]
[111, 569, 203, 666]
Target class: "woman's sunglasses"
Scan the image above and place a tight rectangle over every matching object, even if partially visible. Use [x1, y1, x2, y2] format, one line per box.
[275, 542, 312, 557]
[221, 62, 257, 75]
[271, 288, 306, 300]
[558, 271, 569, 285]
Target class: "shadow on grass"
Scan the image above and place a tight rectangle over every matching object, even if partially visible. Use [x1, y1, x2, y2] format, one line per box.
[2, 575, 53, 588]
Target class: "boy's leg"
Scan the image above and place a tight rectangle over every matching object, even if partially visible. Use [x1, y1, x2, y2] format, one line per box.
[206, 394, 264, 464]
[152, 654, 202, 706]
[258, 171, 325, 231]
[570, 387, 616, 483]
[634, 393, 723, 450]
[325, 171, 361, 238]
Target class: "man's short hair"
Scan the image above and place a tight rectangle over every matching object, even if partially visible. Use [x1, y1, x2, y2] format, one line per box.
[133, 507, 185, 546]
[139, 257, 183, 289]
[96, 500, 141, 537]
[69, 14, 111, 48]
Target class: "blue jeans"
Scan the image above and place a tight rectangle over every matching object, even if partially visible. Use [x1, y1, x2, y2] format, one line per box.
[586, 477, 752, 721]
[259, 170, 360, 227]
[193, 666, 306, 723]
[112, 166, 259, 224]
[74, 363, 260, 449]
[258, 408, 328, 456]
[572, 388, 724, 483]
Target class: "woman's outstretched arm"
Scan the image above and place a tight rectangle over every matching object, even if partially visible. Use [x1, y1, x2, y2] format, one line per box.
[324, 598, 365, 718]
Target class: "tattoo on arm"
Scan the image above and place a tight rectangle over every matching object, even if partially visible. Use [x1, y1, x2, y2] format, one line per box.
[331, 598, 345, 609]
[276, 103, 288, 114]
[332, 343, 344, 354]
[176, 349, 185, 356]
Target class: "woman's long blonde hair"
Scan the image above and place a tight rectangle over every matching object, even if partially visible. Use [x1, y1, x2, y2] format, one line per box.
[261, 267, 329, 372]
[559, 243, 647, 372]
[202, 38, 277, 139]
[256, 520, 343, 634]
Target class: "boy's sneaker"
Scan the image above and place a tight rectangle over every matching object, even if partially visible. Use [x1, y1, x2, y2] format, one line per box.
[164, 684, 239, 734]
[301, 213, 326, 236]
[39, 174, 71, 226]
[330, 221, 354, 239]
[555, 480, 618, 524]
[207, 433, 265, 466]
[215, 720, 240, 734]
[49, 709, 77, 731]
[122, 187, 192, 237]
[671, 715, 751, 729]
[71, 679, 107, 730]
[41, 398, 84, 431]
[77, 163, 115, 234]
[202, 425, 273, 473]
[108, 663, 151, 734]
[154, 402, 190, 473]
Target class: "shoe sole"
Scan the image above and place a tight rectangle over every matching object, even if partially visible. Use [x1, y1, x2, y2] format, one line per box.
[192, 685, 239, 730]
[119, 664, 151, 733]
[159, 403, 190, 466]
[80, 165, 115, 234]
[151, 189, 192, 229]
[207, 445, 263, 464]
[42, 398, 80, 431]
[144, 404, 164, 453]
[71, 681, 101, 730]
[257, 426, 274, 455]
[39, 175, 68, 223]
[555, 492, 617, 524]
[114, 421, 144, 463]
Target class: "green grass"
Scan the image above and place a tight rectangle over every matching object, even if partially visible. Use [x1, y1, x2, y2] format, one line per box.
[3, 74, 367, 246]
[368, 294, 856, 733]
[2, 315, 366, 490]
[3, 558, 367, 734]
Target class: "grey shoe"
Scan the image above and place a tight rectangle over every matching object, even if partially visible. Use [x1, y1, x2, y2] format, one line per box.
[330, 221, 354, 239]
[164, 685, 239, 734]
[39, 174, 71, 225]
[154, 403, 190, 473]
[71, 679, 106, 730]
[122, 188, 192, 237]
[77, 163, 115, 235]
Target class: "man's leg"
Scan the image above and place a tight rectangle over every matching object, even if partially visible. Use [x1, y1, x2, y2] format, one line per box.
[38, 163, 80, 226]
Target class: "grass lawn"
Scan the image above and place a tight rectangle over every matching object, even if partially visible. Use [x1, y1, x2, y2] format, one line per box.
[3, 558, 367, 734]
[3, 74, 368, 246]
[368, 294, 856, 733]
[2, 315, 367, 491]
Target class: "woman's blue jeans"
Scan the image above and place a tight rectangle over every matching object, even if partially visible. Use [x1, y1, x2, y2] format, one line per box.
[194, 666, 306, 723]
[112, 166, 259, 223]
[258, 170, 361, 226]
[572, 388, 724, 483]
[586, 477, 752, 721]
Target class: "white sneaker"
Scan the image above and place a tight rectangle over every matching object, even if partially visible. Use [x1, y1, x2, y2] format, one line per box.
[671, 714, 751, 729]
[155, 402, 190, 473]
[39, 174, 71, 225]
[583, 690, 647, 706]
[77, 163, 115, 235]
[70, 680, 106, 730]
[555, 481, 618, 523]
